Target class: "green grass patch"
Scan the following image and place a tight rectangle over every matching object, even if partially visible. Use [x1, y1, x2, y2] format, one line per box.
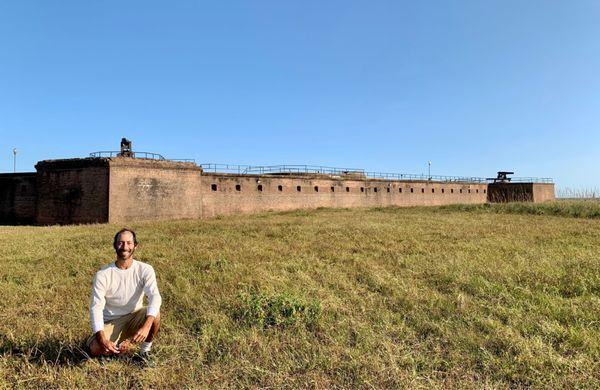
[232, 291, 322, 329]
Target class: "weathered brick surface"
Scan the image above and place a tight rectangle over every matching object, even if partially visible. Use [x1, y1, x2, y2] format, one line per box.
[0, 157, 555, 224]
[0, 173, 37, 224]
[201, 174, 489, 218]
[35, 159, 110, 224]
[487, 182, 555, 203]
[107, 158, 203, 223]
[487, 183, 533, 202]
[532, 183, 555, 202]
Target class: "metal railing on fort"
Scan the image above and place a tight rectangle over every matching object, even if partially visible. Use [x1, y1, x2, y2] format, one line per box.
[493, 177, 553, 183]
[90, 151, 166, 159]
[89, 151, 195, 163]
[366, 171, 487, 183]
[199, 164, 365, 175]
[199, 164, 253, 174]
[196, 163, 554, 184]
[246, 165, 366, 176]
[169, 158, 196, 163]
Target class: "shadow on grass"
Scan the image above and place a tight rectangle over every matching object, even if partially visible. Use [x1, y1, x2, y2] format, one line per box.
[0, 332, 92, 366]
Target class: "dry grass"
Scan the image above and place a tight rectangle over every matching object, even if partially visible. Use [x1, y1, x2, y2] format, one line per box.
[441, 199, 600, 219]
[0, 204, 599, 388]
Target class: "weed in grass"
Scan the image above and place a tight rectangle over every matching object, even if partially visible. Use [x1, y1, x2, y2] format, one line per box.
[232, 291, 322, 330]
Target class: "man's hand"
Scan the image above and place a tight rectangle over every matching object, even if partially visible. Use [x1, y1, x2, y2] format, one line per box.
[132, 315, 155, 343]
[117, 339, 135, 355]
[132, 324, 151, 343]
[96, 331, 120, 354]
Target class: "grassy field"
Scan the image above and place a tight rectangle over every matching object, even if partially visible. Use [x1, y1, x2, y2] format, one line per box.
[0, 203, 599, 388]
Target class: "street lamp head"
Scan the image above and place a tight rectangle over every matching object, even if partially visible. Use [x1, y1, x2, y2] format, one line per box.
[12, 148, 17, 173]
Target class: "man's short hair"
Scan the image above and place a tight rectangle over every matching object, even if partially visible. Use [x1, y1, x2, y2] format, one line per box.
[113, 228, 138, 249]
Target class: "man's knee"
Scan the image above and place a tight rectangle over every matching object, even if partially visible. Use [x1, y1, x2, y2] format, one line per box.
[89, 338, 106, 357]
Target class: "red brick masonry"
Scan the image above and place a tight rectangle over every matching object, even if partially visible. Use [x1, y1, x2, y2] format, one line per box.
[0, 158, 555, 225]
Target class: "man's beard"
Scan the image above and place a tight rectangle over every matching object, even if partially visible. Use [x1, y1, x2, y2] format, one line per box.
[117, 248, 134, 260]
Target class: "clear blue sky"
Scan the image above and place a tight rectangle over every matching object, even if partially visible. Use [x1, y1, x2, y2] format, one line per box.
[1, 1, 599, 191]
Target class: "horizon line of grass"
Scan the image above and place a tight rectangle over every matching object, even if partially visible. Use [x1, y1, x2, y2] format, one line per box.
[439, 200, 600, 219]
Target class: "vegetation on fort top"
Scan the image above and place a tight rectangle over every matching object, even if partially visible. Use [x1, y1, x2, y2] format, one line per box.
[0, 202, 599, 387]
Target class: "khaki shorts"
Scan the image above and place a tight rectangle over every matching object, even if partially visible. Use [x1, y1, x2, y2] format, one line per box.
[86, 307, 148, 349]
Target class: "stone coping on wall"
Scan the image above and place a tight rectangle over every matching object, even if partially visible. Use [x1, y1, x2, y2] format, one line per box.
[107, 157, 201, 171]
[34, 157, 201, 172]
[35, 157, 111, 170]
[201, 171, 487, 185]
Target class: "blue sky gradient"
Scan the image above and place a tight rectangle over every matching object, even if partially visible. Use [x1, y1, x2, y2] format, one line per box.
[1, 1, 599, 190]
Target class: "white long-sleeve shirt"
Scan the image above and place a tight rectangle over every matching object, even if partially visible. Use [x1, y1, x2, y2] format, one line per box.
[90, 259, 162, 334]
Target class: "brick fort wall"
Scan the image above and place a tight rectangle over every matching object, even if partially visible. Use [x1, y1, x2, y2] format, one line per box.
[107, 158, 203, 223]
[201, 173, 489, 218]
[35, 159, 110, 224]
[0, 157, 556, 224]
[0, 173, 37, 224]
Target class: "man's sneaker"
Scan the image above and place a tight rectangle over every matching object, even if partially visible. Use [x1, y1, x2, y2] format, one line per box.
[130, 351, 156, 368]
[98, 355, 113, 365]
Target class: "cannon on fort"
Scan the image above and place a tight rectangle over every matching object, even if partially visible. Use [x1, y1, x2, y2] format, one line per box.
[487, 171, 514, 183]
[119, 138, 133, 157]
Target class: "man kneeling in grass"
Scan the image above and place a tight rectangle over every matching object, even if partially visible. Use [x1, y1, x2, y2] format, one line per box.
[86, 228, 162, 361]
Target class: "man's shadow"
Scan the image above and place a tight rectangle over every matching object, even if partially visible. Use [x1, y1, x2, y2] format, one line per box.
[0, 332, 92, 366]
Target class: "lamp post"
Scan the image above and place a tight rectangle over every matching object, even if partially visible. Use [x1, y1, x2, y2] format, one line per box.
[428, 160, 431, 180]
[12, 148, 17, 173]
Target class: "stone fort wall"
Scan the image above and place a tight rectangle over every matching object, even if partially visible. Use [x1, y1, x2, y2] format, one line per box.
[35, 159, 110, 224]
[108, 158, 203, 223]
[0, 157, 555, 225]
[0, 173, 37, 224]
[201, 173, 488, 219]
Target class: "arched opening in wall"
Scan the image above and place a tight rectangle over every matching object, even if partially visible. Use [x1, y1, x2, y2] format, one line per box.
[346, 187, 350, 192]
[441, 188, 445, 193]
[399, 188, 402, 193]
[360, 187, 364, 193]
[483, 189, 486, 194]
[421, 188, 425, 193]
[297, 186, 302, 192]
[476, 189, 479, 193]
[451, 189, 454, 194]
[314, 186, 319, 192]
[386, 187, 390, 193]
[211, 184, 217, 191]
[468, 189, 471, 194]
[257, 184, 263, 192]
[374, 188, 378, 193]
[330, 186, 335, 192]
[410, 188, 414, 193]
[432, 188, 435, 193]
[278, 185, 283, 192]
[235, 184, 241, 192]
[460, 189, 463, 193]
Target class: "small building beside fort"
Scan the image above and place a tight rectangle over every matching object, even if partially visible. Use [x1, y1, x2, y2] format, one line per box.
[0, 140, 555, 225]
